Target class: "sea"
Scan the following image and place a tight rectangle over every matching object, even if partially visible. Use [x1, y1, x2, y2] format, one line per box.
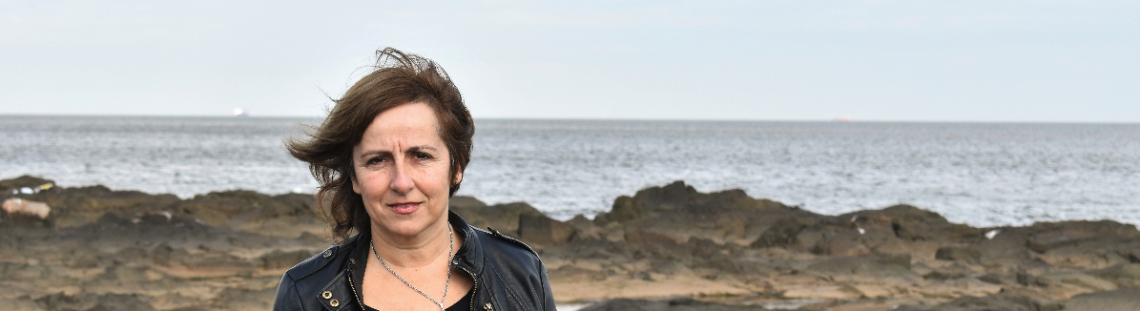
[2, 115, 1138, 228]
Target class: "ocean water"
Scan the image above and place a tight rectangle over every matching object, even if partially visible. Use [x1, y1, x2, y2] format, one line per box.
[2, 115, 1138, 228]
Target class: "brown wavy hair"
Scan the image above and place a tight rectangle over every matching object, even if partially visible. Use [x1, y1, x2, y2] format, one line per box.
[287, 48, 474, 243]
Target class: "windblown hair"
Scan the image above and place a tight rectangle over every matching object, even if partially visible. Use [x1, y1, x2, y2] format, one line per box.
[286, 48, 474, 243]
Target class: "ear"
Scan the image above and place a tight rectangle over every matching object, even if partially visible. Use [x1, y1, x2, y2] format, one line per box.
[452, 165, 463, 186]
[350, 167, 362, 194]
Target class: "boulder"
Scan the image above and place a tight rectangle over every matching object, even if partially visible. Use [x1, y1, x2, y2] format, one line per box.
[0, 175, 54, 192]
[750, 217, 811, 248]
[2, 198, 51, 219]
[864, 204, 980, 242]
[1023, 221, 1140, 254]
[808, 226, 871, 256]
[517, 213, 576, 246]
[448, 195, 486, 210]
[592, 181, 795, 242]
[176, 190, 314, 227]
[451, 202, 544, 236]
[1, 198, 53, 228]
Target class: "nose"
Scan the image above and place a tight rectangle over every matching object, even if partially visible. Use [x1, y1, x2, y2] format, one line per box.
[389, 160, 414, 194]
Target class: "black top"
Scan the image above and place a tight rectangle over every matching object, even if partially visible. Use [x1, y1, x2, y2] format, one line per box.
[361, 287, 474, 311]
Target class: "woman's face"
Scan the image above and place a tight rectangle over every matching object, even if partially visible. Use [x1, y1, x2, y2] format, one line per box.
[351, 102, 459, 238]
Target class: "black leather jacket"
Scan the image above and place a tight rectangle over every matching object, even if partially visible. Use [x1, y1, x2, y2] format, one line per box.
[272, 212, 556, 311]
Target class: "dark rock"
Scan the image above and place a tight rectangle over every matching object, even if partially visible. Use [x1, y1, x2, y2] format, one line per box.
[0, 175, 54, 192]
[0, 212, 54, 228]
[580, 297, 770, 311]
[1023, 221, 1140, 253]
[807, 255, 920, 280]
[175, 190, 314, 227]
[566, 214, 594, 230]
[896, 294, 1060, 311]
[1089, 264, 1140, 289]
[1016, 270, 1036, 286]
[208, 287, 276, 310]
[871, 204, 980, 242]
[876, 253, 912, 269]
[451, 202, 544, 236]
[692, 257, 740, 275]
[972, 227, 1045, 269]
[978, 273, 1004, 285]
[65, 252, 100, 269]
[808, 226, 871, 256]
[259, 249, 314, 270]
[565, 214, 600, 241]
[923, 264, 973, 280]
[686, 237, 728, 258]
[594, 195, 639, 225]
[750, 217, 811, 248]
[935, 246, 981, 262]
[448, 195, 486, 210]
[624, 230, 678, 246]
[1064, 289, 1140, 311]
[591, 181, 796, 243]
[150, 243, 187, 267]
[35, 292, 156, 311]
[517, 213, 576, 246]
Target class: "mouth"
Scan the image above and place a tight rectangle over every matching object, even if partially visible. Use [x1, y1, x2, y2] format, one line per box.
[387, 202, 421, 214]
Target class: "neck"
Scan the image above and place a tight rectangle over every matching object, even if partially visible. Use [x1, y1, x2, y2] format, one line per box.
[369, 216, 452, 269]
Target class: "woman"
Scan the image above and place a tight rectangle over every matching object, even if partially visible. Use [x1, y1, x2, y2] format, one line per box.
[274, 48, 555, 311]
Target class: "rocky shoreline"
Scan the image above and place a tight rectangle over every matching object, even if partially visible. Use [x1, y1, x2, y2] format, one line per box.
[2, 175, 1139, 310]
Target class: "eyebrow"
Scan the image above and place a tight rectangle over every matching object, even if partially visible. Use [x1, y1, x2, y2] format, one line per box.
[357, 145, 438, 160]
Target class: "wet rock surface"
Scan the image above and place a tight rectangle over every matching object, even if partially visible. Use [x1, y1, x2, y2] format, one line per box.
[3, 176, 1138, 310]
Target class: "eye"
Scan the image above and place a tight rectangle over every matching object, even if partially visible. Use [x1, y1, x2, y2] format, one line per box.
[365, 156, 386, 166]
[412, 151, 434, 161]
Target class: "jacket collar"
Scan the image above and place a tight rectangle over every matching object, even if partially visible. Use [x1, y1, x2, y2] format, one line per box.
[450, 211, 485, 276]
[339, 211, 484, 308]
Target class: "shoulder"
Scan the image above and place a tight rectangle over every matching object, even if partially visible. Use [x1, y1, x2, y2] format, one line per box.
[468, 226, 554, 310]
[473, 226, 541, 262]
[274, 236, 360, 310]
[283, 235, 358, 284]
[469, 225, 547, 282]
[284, 243, 344, 281]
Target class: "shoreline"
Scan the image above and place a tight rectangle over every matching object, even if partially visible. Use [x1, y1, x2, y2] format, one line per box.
[3, 175, 1139, 310]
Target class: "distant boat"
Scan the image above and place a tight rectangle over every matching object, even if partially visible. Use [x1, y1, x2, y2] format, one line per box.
[833, 116, 851, 122]
[233, 108, 250, 117]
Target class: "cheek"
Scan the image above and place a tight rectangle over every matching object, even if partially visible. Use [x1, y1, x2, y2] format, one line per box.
[356, 170, 387, 194]
[424, 167, 453, 192]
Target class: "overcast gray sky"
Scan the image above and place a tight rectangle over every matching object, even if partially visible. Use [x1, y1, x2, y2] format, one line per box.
[2, 0, 1137, 122]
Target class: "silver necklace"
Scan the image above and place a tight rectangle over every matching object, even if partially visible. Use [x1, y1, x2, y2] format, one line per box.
[370, 224, 454, 311]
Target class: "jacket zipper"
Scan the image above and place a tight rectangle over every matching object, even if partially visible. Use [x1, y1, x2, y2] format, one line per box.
[457, 266, 478, 311]
[348, 268, 363, 311]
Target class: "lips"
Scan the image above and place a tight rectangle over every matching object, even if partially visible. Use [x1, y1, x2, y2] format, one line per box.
[387, 202, 421, 214]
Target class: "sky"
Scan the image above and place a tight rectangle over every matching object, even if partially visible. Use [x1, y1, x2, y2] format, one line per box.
[1, 0, 1138, 122]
